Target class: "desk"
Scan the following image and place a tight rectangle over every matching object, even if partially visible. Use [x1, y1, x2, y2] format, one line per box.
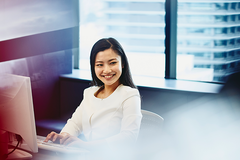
[31, 149, 88, 160]
[31, 148, 138, 160]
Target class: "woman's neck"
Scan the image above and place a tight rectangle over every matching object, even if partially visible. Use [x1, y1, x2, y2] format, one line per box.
[96, 82, 121, 99]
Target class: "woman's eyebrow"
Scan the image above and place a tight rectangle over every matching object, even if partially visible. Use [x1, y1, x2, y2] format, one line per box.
[95, 60, 103, 63]
[108, 58, 118, 62]
[95, 58, 118, 63]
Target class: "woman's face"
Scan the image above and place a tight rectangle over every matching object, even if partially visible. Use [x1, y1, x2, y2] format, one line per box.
[95, 48, 122, 88]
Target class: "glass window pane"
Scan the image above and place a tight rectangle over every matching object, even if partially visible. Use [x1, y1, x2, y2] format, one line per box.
[215, 3, 228, 10]
[79, 0, 165, 85]
[177, 1, 240, 82]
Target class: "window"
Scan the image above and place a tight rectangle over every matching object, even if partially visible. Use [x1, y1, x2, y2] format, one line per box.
[230, 15, 236, 22]
[215, 3, 228, 10]
[78, 0, 240, 85]
[237, 50, 240, 56]
[229, 51, 235, 57]
[214, 40, 227, 47]
[214, 28, 228, 35]
[194, 64, 211, 69]
[230, 27, 235, 34]
[177, 1, 240, 82]
[237, 38, 240, 45]
[79, 0, 166, 85]
[231, 3, 237, 10]
[215, 15, 228, 23]
[214, 52, 227, 59]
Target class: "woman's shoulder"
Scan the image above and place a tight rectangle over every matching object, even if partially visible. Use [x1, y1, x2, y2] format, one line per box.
[117, 85, 140, 97]
[83, 86, 100, 95]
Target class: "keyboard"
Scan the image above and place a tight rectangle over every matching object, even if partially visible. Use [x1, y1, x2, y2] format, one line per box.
[37, 135, 90, 154]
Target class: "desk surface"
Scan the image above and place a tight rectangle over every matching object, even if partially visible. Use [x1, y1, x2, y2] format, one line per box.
[31, 148, 134, 160]
[32, 149, 87, 160]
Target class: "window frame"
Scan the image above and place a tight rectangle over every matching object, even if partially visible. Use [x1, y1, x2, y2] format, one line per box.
[165, 0, 177, 79]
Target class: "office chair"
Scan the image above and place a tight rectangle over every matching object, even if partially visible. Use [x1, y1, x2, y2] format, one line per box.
[138, 110, 164, 140]
[135, 110, 164, 160]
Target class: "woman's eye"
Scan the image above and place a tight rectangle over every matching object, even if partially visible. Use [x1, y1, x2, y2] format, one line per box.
[96, 64, 103, 67]
[110, 62, 117, 65]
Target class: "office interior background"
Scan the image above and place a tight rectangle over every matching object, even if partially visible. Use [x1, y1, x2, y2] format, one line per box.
[0, 0, 240, 160]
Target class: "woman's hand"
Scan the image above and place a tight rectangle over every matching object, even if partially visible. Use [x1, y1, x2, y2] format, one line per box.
[44, 132, 86, 148]
[44, 131, 68, 144]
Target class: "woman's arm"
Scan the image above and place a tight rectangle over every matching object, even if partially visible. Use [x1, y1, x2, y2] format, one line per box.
[105, 95, 142, 146]
[44, 92, 86, 143]
[64, 94, 142, 151]
[60, 102, 84, 137]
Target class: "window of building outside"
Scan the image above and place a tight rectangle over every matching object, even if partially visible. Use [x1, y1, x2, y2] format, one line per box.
[177, 1, 240, 82]
[79, 0, 240, 87]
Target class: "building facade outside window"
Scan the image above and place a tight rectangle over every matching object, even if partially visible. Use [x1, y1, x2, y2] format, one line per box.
[177, 1, 240, 82]
[79, 0, 240, 86]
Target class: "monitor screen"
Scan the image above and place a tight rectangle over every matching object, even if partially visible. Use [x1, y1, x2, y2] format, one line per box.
[0, 74, 38, 156]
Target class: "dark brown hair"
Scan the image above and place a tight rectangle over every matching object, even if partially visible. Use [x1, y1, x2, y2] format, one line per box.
[90, 37, 136, 88]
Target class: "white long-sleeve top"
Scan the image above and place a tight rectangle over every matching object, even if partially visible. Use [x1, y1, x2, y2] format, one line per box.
[61, 84, 142, 147]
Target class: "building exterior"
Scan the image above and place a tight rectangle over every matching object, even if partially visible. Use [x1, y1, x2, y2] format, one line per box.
[79, 0, 240, 82]
[178, 0, 240, 82]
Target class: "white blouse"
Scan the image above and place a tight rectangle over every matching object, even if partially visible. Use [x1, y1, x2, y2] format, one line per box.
[61, 84, 142, 147]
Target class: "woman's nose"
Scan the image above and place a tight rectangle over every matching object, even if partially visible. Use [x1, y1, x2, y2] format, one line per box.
[103, 65, 112, 73]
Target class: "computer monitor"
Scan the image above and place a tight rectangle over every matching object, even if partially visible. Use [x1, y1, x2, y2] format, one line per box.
[0, 74, 38, 159]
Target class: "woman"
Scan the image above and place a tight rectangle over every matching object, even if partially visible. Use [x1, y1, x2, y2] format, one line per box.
[44, 38, 142, 152]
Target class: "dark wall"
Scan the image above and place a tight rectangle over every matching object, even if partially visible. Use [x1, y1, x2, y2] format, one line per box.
[0, 0, 79, 120]
[0, 28, 77, 120]
[60, 78, 91, 120]
[138, 87, 214, 117]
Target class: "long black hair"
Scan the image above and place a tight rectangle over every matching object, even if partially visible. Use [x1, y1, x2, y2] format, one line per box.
[90, 37, 136, 88]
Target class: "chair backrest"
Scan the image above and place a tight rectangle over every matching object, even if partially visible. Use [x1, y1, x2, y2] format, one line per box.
[140, 109, 164, 133]
[137, 110, 164, 151]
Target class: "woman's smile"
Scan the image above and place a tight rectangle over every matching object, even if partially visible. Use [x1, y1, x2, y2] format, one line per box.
[102, 74, 116, 79]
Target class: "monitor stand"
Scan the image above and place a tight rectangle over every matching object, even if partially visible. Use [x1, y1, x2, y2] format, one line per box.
[6, 149, 32, 160]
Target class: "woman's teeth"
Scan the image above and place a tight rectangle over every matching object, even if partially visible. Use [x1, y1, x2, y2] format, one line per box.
[104, 75, 114, 78]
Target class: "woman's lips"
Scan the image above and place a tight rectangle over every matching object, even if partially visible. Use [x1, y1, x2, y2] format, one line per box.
[102, 74, 115, 79]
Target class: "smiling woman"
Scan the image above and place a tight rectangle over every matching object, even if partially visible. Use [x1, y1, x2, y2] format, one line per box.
[44, 37, 142, 159]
